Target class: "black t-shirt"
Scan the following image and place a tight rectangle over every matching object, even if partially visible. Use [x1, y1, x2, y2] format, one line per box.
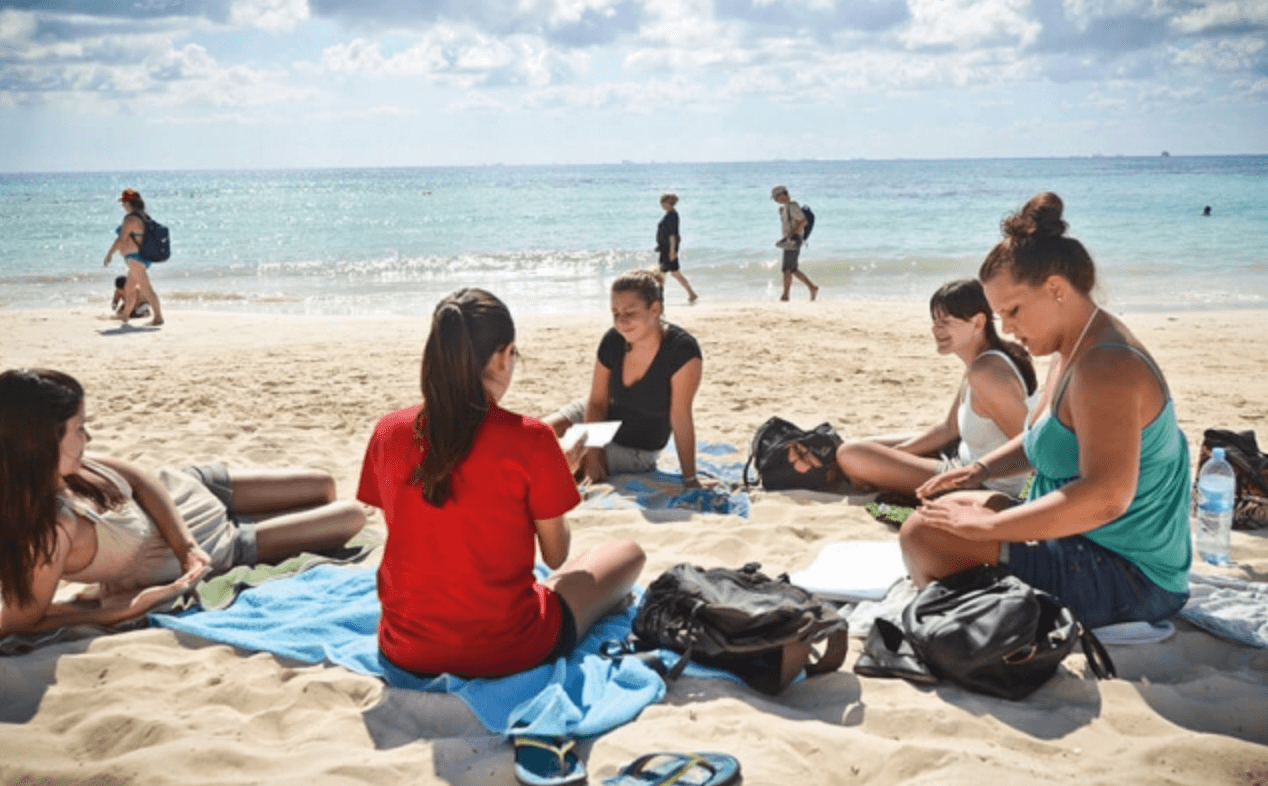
[597, 323, 702, 450]
[656, 210, 679, 254]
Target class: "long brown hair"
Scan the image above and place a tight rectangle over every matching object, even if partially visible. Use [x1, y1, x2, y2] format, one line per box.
[979, 192, 1096, 295]
[411, 289, 515, 506]
[930, 279, 1037, 395]
[0, 369, 119, 606]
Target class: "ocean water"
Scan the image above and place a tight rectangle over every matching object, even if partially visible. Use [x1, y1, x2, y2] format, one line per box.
[2, 156, 1265, 318]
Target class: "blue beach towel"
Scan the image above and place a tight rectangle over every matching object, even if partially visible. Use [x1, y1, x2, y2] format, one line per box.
[150, 564, 666, 738]
[579, 441, 751, 518]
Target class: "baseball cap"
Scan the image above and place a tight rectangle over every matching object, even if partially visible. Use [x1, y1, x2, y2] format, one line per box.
[770, 185, 788, 199]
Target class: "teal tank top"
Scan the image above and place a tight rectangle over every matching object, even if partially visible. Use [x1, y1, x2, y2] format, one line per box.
[1022, 343, 1191, 593]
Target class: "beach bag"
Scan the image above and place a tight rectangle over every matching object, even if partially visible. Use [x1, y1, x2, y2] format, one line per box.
[743, 416, 842, 491]
[625, 562, 849, 695]
[855, 565, 1115, 701]
[1195, 429, 1268, 530]
[801, 204, 815, 242]
[138, 213, 171, 262]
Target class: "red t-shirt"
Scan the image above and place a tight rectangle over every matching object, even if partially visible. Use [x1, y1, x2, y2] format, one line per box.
[357, 402, 581, 676]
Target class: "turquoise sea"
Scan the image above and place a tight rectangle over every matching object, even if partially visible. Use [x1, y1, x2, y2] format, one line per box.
[2, 156, 1265, 317]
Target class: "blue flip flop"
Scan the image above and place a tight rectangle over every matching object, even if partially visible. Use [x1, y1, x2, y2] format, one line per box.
[513, 736, 587, 786]
[602, 752, 741, 786]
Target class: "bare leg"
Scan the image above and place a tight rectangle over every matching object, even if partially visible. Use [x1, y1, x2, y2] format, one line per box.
[836, 441, 941, 495]
[781, 271, 793, 301]
[125, 260, 164, 325]
[544, 540, 645, 636]
[228, 468, 337, 513]
[252, 501, 367, 563]
[226, 469, 365, 562]
[899, 491, 1011, 586]
[794, 270, 819, 300]
[671, 271, 698, 303]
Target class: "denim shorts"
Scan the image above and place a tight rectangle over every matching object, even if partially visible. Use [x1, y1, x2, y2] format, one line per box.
[1002, 536, 1189, 629]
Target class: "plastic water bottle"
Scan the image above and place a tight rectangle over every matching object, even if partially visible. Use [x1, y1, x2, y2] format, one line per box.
[1195, 447, 1235, 566]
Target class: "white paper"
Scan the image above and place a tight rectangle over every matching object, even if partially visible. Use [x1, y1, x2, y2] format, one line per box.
[560, 421, 622, 449]
[789, 541, 908, 602]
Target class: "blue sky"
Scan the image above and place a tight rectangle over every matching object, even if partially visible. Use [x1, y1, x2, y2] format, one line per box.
[2, 0, 1266, 171]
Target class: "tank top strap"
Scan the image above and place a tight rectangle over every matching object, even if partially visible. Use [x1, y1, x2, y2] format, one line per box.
[1051, 341, 1170, 412]
[976, 348, 1027, 391]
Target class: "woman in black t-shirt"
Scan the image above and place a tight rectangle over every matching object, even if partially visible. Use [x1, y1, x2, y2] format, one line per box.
[656, 193, 699, 303]
[546, 270, 704, 488]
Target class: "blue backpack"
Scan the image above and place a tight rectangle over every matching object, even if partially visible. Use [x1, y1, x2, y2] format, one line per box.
[801, 204, 815, 242]
[138, 213, 171, 262]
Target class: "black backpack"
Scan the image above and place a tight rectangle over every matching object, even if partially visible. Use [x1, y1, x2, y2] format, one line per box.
[855, 565, 1115, 701]
[138, 213, 171, 262]
[801, 204, 815, 242]
[1196, 429, 1268, 530]
[624, 562, 849, 695]
[743, 416, 843, 491]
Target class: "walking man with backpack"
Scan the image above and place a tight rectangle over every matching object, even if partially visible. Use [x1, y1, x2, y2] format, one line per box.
[104, 188, 165, 326]
[771, 185, 818, 302]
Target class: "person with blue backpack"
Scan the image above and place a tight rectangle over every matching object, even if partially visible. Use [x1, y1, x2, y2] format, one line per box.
[103, 188, 166, 326]
[771, 185, 818, 302]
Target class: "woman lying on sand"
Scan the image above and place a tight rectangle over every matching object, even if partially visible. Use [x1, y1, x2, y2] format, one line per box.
[835, 279, 1037, 499]
[0, 368, 366, 636]
[546, 269, 704, 488]
[357, 288, 644, 678]
[901, 193, 1191, 628]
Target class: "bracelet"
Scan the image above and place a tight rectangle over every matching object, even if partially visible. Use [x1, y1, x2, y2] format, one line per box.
[970, 460, 990, 479]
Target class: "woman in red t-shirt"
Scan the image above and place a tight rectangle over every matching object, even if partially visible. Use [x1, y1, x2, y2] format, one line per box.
[358, 288, 646, 677]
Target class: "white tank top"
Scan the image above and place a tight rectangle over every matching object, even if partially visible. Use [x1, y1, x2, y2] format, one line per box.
[957, 349, 1038, 497]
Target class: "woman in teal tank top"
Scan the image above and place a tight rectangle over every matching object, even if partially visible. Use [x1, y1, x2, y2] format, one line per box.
[900, 192, 1191, 628]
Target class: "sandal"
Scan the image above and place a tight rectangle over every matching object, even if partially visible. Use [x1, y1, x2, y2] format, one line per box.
[602, 752, 741, 786]
[513, 736, 587, 786]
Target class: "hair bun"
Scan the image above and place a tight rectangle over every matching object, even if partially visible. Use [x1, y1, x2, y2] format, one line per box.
[1002, 191, 1067, 242]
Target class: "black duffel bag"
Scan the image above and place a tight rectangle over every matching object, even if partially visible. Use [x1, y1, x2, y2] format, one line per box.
[856, 564, 1116, 701]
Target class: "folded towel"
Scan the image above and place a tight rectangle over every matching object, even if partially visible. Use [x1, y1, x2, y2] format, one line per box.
[150, 565, 666, 738]
[1178, 573, 1268, 649]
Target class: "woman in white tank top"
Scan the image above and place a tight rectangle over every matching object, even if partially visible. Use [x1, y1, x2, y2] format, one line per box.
[0, 369, 366, 636]
[835, 280, 1038, 497]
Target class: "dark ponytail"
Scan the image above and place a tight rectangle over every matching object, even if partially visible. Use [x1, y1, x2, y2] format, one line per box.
[412, 289, 515, 506]
[979, 191, 1096, 296]
[930, 279, 1037, 395]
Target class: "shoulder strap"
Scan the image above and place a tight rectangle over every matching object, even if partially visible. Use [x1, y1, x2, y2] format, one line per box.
[976, 349, 1027, 391]
[1078, 624, 1117, 680]
[1051, 341, 1170, 413]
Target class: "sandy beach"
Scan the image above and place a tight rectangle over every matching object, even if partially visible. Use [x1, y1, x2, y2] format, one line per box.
[2, 301, 1266, 785]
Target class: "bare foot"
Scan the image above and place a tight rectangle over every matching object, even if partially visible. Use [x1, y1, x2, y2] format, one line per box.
[148, 319, 165, 327]
[809, 285, 819, 301]
[689, 293, 699, 304]
[779, 295, 790, 302]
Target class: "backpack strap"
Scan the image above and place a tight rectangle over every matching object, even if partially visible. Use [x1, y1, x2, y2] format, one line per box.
[1077, 624, 1117, 680]
[803, 628, 850, 677]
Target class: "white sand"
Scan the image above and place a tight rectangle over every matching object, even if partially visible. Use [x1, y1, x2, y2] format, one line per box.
[1, 302, 1266, 784]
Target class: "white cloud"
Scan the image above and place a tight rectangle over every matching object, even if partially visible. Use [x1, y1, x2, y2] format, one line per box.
[229, 0, 311, 32]
[319, 28, 589, 88]
[1171, 0, 1268, 33]
[901, 0, 1040, 50]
